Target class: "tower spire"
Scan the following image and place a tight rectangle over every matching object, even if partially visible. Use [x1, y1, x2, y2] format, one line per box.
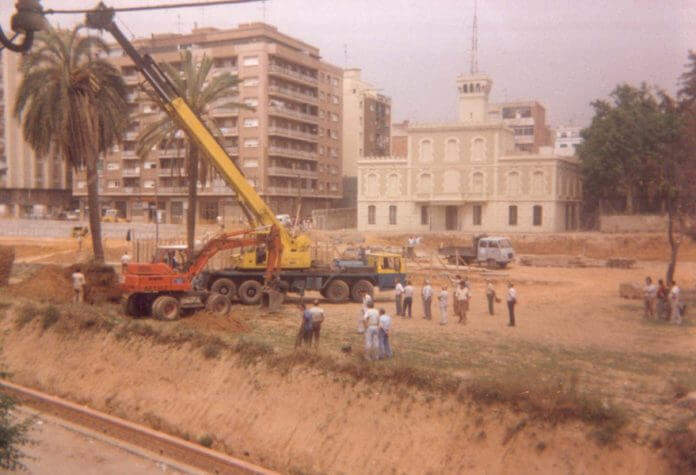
[470, 0, 479, 74]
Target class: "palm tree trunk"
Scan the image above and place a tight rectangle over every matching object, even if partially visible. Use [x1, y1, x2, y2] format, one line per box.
[186, 143, 199, 260]
[85, 157, 105, 263]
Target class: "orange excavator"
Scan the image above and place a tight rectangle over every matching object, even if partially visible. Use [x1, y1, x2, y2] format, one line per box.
[121, 229, 265, 320]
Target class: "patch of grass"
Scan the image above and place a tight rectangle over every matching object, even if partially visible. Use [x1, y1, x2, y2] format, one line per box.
[198, 434, 213, 448]
[664, 420, 696, 474]
[41, 305, 60, 330]
[202, 343, 223, 360]
[15, 303, 39, 330]
[670, 373, 696, 399]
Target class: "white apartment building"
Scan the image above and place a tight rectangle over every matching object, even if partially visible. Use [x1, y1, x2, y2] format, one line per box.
[554, 125, 583, 157]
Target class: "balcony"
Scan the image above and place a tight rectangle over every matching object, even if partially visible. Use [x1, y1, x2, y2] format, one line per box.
[159, 167, 186, 177]
[158, 186, 187, 194]
[268, 64, 318, 85]
[268, 126, 318, 142]
[213, 66, 238, 76]
[268, 146, 317, 161]
[122, 150, 138, 159]
[159, 149, 184, 158]
[122, 167, 140, 177]
[266, 186, 316, 196]
[124, 131, 138, 140]
[267, 166, 318, 179]
[268, 85, 317, 104]
[220, 127, 238, 136]
[225, 146, 239, 156]
[268, 104, 318, 124]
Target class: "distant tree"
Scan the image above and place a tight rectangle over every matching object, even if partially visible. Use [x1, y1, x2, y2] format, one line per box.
[578, 84, 669, 215]
[136, 50, 243, 258]
[0, 391, 33, 471]
[14, 27, 129, 263]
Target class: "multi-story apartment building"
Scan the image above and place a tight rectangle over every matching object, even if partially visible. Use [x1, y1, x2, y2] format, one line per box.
[340, 69, 390, 207]
[0, 51, 72, 217]
[554, 125, 583, 157]
[488, 100, 552, 153]
[73, 23, 343, 224]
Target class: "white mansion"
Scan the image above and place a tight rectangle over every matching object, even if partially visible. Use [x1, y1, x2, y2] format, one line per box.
[357, 73, 581, 233]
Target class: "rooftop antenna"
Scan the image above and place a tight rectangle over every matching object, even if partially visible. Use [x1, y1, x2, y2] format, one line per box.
[470, 0, 479, 74]
[344, 43, 348, 68]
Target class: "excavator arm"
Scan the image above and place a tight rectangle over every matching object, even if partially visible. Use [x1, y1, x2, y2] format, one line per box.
[186, 230, 261, 277]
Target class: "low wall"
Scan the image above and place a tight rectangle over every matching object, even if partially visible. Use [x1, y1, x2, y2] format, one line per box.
[311, 207, 357, 230]
[599, 214, 667, 233]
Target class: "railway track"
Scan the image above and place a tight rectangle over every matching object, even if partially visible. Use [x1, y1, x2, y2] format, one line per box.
[0, 380, 278, 475]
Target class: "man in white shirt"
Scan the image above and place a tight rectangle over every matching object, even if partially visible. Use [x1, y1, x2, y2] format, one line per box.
[643, 277, 657, 319]
[403, 281, 414, 318]
[309, 299, 325, 347]
[394, 280, 404, 317]
[378, 308, 393, 359]
[486, 280, 500, 316]
[72, 269, 86, 304]
[669, 280, 682, 325]
[507, 282, 517, 327]
[363, 301, 380, 360]
[421, 280, 433, 320]
[455, 282, 470, 324]
[120, 252, 132, 273]
[438, 286, 448, 325]
[357, 293, 373, 333]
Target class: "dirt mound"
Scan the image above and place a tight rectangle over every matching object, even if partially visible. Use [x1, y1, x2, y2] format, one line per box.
[180, 310, 249, 333]
[67, 263, 122, 304]
[7, 265, 72, 302]
[0, 246, 15, 286]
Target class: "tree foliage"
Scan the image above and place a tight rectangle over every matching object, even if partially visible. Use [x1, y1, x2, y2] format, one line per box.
[13, 26, 129, 263]
[0, 392, 34, 471]
[136, 50, 243, 257]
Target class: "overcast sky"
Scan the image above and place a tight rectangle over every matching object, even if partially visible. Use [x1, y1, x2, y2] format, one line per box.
[1, 0, 694, 127]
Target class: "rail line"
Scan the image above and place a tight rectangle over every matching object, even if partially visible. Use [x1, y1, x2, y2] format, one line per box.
[0, 380, 278, 475]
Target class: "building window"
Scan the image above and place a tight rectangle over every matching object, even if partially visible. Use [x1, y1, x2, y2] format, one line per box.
[366, 173, 378, 196]
[389, 205, 397, 225]
[243, 77, 259, 86]
[508, 205, 518, 226]
[532, 171, 545, 195]
[368, 205, 376, 225]
[243, 139, 259, 148]
[473, 205, 482, 225]
[201, 201, 219, 221]
[244, 98, 258, 107]
[107, 179, 120, 189]
[472, 172, 484, 194]
[508, 171, 521, 196]
[244, 159, 258, 168]
[533, 205, 543, 226]
[471, 137, 486, 161]
[419, 139, 433, 162]
[445, 138, 459, 162]
[143, 180, 155, 188]
[243, 118, 259, 127]
[106, 162, 120, 171]
[242, 56, 259, 67]
[331, 95, 339, 105]
[421, 206, 429, 225]
[417, 173, 432, 194]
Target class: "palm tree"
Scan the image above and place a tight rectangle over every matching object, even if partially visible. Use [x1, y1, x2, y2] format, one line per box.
[136, 50, 243, 258]
[14, 26, 129, 263]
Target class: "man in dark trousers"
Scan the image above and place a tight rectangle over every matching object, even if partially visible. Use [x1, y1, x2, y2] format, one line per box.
[295, 303, 313, 348]
[506, 282, 517, 327]
[308, 299, 325, 348]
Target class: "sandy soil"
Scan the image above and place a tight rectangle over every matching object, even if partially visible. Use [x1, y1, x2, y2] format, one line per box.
[0, 232, 694, 473]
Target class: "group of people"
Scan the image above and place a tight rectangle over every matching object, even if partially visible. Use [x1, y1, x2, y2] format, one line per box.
[295, 300, 325, 348]
[394, 276, 517, 327]
[643, 277, 683, 324]
[357, 297, 392, 360]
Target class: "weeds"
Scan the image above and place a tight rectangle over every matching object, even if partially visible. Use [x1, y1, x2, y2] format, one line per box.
[664, 420, 696, 474]
[202, 343, 223, 360]
[198, 434, 213, 448]
[41, 306, 60, 330]
[15, 303, 39, 330]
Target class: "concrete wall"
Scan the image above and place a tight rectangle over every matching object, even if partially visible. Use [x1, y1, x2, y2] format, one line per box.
[600, 214, 667, 233]
[312, 207, 357, 230]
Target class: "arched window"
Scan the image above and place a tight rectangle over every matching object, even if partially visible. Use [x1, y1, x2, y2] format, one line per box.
[419, 139, 433, 162]
[366, 173, 378, 197]
[463, 84, 468, 93]
[532, 171, 545, 195]
[471, 137, 486, 161]
[472, 172, 484, 194]
[417, 173, 432, 194]
[476, 83, 481, 92]
[386, 173, 399, 197]
[508, 171, 521, 196]
[445, 138, 459, 162]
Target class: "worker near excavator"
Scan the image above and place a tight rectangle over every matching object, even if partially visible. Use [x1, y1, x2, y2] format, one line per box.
[295, 303, 313, 348]
[309, 299, 325, 348]
[72, 267, 86, 304]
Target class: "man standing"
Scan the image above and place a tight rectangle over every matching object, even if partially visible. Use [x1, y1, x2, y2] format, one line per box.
[657, 279, 669, 320]
[643, 277, 657, 319]
[295, 303, 313, 348]
[438, 285, 448, 325]
[421, 280, 433, 320]
[455, 282, 470, 324]
[403, 280, 414, 319]
[363, 301, 380, 360]
[120, 251, 132, 273]
[670, 280, 682, 325]
[452, 274, 462, 315]
[378, 308, 393, 359]
[72, 268, 86, 304]
[358, 293, 372, 333]
[486, 280, 500, 316]
[507, 282, 517, 327]
[309, 299, 325, 348]
[394, 280, 404, 317]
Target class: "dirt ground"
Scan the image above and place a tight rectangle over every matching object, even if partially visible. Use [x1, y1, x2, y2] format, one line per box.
[0, 231, 695, 473]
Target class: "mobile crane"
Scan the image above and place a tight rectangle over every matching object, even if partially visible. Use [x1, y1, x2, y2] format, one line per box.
[83, 3, 406, 319]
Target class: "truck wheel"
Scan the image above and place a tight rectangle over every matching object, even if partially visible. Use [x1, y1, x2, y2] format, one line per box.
[325, 279, 350, 303]
[205, 293, 231, 316]
[123, 293, 148, 317]
[210, 278, 237, 299]
[486, 258, 497, 270]
[238, 280, 263, 305]
[153, 295, 180, 321]
[351, 279, 374, 303]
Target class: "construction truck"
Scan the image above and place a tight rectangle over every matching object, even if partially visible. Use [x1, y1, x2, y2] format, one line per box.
[84, 5, 406, 319]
